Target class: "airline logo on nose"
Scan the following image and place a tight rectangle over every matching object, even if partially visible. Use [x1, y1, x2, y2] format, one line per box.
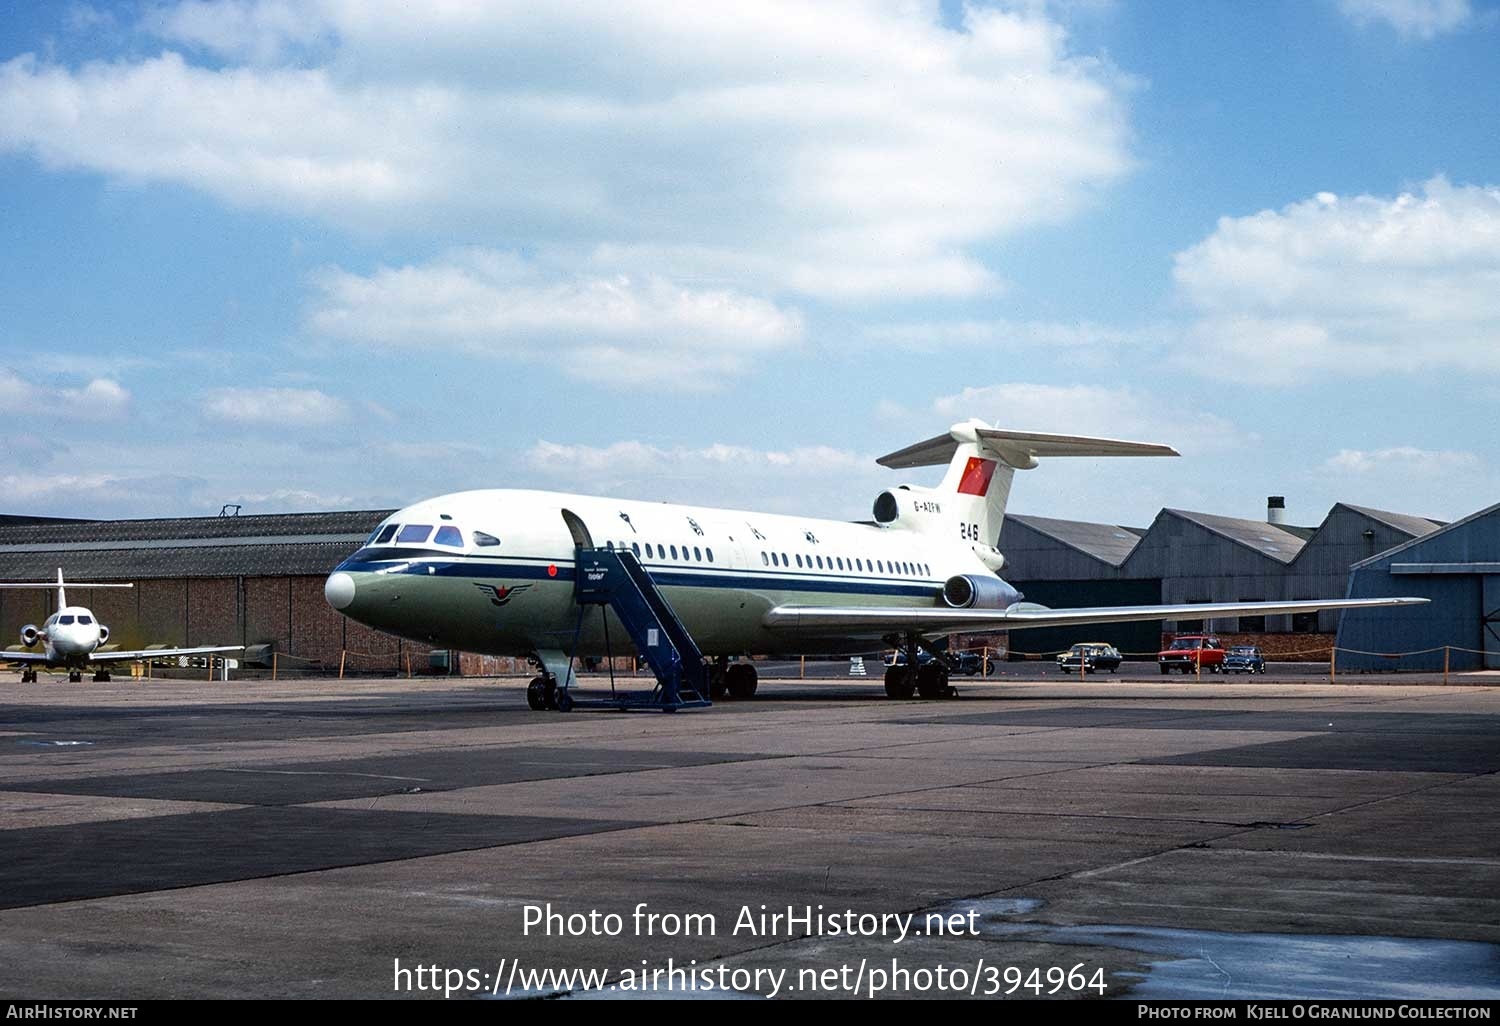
[956, 457, 997, 496]
[475, 583, 532, 607]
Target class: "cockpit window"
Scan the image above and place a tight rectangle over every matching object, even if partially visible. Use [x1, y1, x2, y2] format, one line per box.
[78, 615, 93, 624]
[375, 524, 399, 544]
[473, 531, 500, 547]
[59, 615, 75, 625]
[397, 524, 433, 544]
[433, 526, 464, 547]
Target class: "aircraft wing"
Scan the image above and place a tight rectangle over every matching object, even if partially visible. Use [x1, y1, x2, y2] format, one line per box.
[86, 645, 244, 665]
[763, 596, 1428, 637]
[4, 645, 244, 667]
[2, 649, 52, 665]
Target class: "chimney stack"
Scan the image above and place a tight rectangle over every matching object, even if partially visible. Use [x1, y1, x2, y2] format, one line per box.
[1267, 496, 1286, 526]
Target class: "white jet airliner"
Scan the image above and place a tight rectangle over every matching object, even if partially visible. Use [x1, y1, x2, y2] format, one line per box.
[323, 419, 1426, 703]
[3, 569, 243, 682]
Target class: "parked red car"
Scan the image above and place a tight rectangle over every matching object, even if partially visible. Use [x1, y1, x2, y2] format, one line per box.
[1158, 635, 1226, 675]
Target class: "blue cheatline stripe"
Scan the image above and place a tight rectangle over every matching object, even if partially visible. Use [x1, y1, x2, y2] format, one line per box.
[334, 556, 940, 599]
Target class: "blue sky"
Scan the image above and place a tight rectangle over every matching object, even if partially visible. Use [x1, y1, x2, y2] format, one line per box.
[2, 0, 1497, 529]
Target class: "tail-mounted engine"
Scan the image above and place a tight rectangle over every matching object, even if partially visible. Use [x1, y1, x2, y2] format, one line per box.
[872, 485, 946, 531]
[942, 574, 1022, 610]
[20, 624, 39, 647]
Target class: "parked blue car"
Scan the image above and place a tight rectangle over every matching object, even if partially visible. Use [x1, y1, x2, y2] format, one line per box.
[1223, 645, 1265, 674]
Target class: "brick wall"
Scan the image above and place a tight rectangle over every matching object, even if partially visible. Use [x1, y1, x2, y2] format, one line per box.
[137, 579, 188, 647]
[289, 576, 344, 668]
[186, 578, 238, 647]
[244, 577, 290, 650]
[1160, 631, 1336, 661]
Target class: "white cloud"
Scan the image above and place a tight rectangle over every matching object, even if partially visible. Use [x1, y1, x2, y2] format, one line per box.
[307, 251, 804, 388]
[1324, 446, 1480, 476]
[1174, 177, 1500, 382]
[529, 440, 867, 478]
[0, 370, 131, 419]
[0, 1, 1133, 300]
[931, 382, 1246, 455]
[1337, 0, 1472, 38]
[200, 386, 349, 425]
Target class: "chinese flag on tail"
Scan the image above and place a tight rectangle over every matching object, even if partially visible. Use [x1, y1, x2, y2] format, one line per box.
[956, 457, 997, 496]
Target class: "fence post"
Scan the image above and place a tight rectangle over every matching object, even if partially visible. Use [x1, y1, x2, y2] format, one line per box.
[272, 651, 278, 681]
[339, 650, 347, 680]
[1444, 645, 1450, 685]
[1329, 647, 1336, 684]
[405, 651, 412, 679]
[207, 656, 213, 682]
[800, 655, 806, 679]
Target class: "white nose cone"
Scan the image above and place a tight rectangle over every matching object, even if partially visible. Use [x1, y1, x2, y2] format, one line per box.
[325, 572, 356, 611]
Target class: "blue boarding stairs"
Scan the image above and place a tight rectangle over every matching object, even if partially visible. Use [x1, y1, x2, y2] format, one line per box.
[554, 546, 711, 712]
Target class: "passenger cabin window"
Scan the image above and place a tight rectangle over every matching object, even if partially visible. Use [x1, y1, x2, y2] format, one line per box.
[433, 526, 464, 547]
[694, 547, 702, 561]
[705, 548, 714, 562]
[397, 524, 433, 544]
[375, 524, 399, 544]
[472, 531, 500, 547]
[671, 545, 679, 559]
[632, 542, 641, 556]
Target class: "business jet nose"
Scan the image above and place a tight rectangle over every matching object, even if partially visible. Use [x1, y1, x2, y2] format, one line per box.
[325, 572, 357, 611]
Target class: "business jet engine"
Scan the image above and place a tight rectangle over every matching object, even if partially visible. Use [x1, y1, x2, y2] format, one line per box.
[20, 624, 39, 647]
[97, 625, 109, 644]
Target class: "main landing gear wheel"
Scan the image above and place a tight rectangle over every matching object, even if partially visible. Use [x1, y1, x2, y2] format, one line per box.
[883, 665, 915, 700]
[68, 670, 82, 683]
[526, 676, 549, 710]
[554, 689, 574, 713]
[20, 669, 37, 683]
[725, 663, 758, 700]
[93, 671, 111, 682]
[916, 663, 953, 699]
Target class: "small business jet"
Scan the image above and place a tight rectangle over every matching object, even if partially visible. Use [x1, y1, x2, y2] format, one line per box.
[3, 569, 243, 682]
[324, 419, 1426, 701]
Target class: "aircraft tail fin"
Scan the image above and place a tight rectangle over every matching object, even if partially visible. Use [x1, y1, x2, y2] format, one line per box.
[0, 569, 134, 610]
[875, 419, 1179, 552]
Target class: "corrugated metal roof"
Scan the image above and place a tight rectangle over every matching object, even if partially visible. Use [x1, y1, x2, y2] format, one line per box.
[1006, 514, 1144, 567]
[0, 510, 393, 581]
[1350, 500, 1500, 571]
[1164, 509, 1308, 564]
[1340, 503, 1443, 539]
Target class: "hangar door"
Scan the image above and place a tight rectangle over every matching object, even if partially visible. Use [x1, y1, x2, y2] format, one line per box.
[1485, 575, 1500, 670]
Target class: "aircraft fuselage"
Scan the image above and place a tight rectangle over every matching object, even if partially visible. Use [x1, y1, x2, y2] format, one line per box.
[325, 488, 1014, 658]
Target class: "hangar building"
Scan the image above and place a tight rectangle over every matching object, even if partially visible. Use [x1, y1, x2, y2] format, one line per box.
[1337, 502, 1500, 672]
[1001, 502, 1441, 659]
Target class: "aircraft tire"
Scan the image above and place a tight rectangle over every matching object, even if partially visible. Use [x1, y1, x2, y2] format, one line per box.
[916, 664, 949, 699]
[726, 663, 758, 700]
[554, 689, 574, 713]
[883, 666, 915, 699]
[526, 677, 548, 711]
